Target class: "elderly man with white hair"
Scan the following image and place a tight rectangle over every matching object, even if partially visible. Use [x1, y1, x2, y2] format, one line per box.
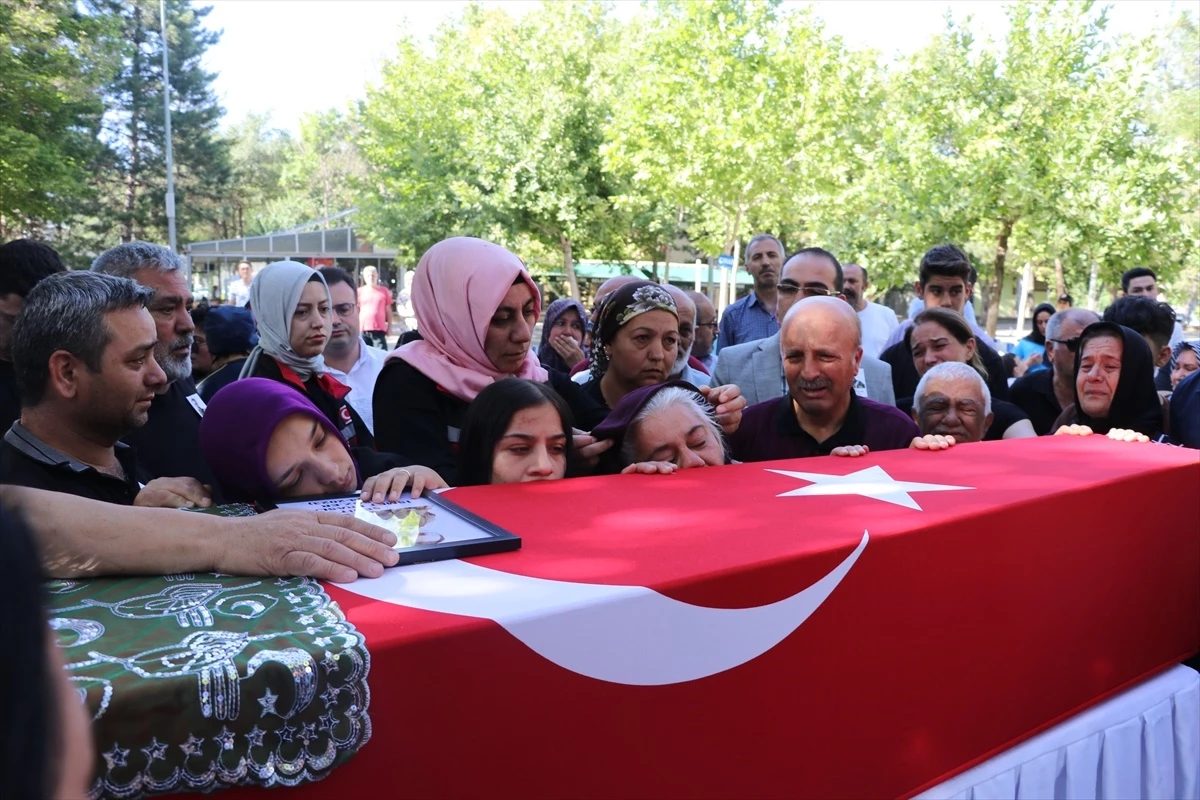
[911, 361, 994, 447]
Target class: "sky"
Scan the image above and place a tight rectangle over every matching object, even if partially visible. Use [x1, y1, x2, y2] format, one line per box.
[201, 0, 1186, 135]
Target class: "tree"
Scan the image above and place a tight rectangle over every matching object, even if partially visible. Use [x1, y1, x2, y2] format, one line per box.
[864, 1, 1191, 332]
[92, 0, 230, 245]
[221, 113, 292, 238]
[358, 2, 624, 298]
[282, 109, 366, 224]
[603, 0, 870, 277]
[0, 0, 110, 238]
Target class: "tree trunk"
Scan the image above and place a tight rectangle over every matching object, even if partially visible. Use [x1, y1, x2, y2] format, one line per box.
[1015, 261, 1032, 334]
[122, 9, 145, 243]
[1086, 262, 1102, 311]
[725, 205, 744, 309]
[1054, 257, 1066, 299]
[560, 235, 580, 301]
[985, 219, 1014, 338]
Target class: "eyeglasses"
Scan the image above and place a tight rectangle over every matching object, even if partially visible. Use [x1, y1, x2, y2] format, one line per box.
[191, 337, 207, 352]
[695, 321, 718, 330]
[333, 302, 357, 317]
[1049, 337, 1080, 353]
[777, 282, 832, 298]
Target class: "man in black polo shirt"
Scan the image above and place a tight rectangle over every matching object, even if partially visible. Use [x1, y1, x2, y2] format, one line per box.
[0, 272, 210, 506]
[729, 296, 919, 462]
[91, 242, 220, 494]
[1009, 307, 1099, 435]
[0, 239, 67, 432]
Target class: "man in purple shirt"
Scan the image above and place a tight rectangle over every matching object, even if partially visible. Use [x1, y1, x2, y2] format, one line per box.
[728, 296, 919, 462]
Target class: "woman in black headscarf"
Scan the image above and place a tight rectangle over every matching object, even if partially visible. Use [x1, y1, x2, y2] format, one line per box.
[1013, 302, 1055, 375]
[1051, 321, 1166, 440]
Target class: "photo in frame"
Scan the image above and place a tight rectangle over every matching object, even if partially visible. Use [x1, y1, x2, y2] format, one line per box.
[270, 490, 521, 566]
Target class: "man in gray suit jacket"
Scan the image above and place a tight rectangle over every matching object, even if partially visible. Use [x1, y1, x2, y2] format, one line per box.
[712, 247, 895, 406]
[712, 332, 894, 406]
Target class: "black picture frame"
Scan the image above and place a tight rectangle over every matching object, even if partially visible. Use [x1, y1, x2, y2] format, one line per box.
[268, 490, 521, 567]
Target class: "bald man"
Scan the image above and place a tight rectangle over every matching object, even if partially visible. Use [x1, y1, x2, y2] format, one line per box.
[687, 290, 719, 372]
[662, 285, 711, 386]
[727, 296, 918, 462]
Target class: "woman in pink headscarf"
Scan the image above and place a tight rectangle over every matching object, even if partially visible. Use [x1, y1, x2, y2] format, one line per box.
[372, 238, 611, 484]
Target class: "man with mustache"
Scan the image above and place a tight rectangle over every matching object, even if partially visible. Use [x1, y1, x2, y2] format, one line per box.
[91, 242, 220, 497]
[717, 233, 783, 348]
[728, 295, 918, 462]
[911, 361, 994, 444]
[662, 284, 711, 386]
[842, 263, 898, 359]
[0, 272, 208, 507]
[319, 267, 387, 434]
[712, 248, 894, 406]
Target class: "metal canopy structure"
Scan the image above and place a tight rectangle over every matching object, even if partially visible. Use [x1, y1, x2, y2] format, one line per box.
[183, 210, 403, 303]
[184, 227, 398, 262]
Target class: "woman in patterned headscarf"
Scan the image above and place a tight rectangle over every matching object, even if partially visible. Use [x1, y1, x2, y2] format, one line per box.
[578, 281, 680, 413]
[578, 279, 748, 428]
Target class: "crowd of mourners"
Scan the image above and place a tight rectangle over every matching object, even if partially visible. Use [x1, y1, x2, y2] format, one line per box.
[0, 233, 1197, 796]
[0, 234, 1197, 519]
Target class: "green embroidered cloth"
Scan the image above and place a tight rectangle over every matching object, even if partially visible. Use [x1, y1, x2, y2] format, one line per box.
[47, 506, 372, 798]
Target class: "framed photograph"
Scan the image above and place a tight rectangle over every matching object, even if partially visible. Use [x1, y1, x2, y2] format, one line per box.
[270, 490, 521, 566]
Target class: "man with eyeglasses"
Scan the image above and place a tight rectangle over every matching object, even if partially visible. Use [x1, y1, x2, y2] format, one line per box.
[319, 267, 387, 434]
[712, 248, 894, 406]
[1009, 307, 1099, 435]
[687, 291, 719, 374]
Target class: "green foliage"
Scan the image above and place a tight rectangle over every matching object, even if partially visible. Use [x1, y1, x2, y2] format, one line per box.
[0, 0, 109, 233]
[3, 0, 1195, 315]
[357, 2, 626, 296]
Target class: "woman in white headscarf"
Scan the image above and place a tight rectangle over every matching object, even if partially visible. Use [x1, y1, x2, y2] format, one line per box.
[239, 260, 374, 449]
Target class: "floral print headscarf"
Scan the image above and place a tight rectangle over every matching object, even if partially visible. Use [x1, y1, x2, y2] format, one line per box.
[589, 281, 677, 380]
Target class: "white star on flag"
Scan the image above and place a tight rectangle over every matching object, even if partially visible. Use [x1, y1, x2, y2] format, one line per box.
[768, 464, 973, 510]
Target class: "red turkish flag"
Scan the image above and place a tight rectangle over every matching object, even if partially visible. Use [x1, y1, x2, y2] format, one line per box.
[224, 437, 1199, 799]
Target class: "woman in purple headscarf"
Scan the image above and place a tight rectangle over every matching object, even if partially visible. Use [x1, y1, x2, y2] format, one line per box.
[591, 380, 732, 474]
[200, 379, 446, 505]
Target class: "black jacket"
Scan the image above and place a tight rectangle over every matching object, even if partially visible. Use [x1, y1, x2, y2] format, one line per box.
[372, 358, 607, 485]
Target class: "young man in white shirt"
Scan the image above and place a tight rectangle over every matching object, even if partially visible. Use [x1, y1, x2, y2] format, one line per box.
[842, 263, 899, 359]
[228, 260, 253, 308]
[318, 268, 387, 434]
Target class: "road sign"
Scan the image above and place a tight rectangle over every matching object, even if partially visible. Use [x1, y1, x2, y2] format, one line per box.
[717, 254, 734, 269]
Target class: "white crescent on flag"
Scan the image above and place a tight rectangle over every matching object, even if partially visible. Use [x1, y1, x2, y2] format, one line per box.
[338, 531, 869, 686]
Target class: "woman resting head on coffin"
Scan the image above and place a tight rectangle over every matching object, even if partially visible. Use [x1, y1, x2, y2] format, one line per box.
[591, 381, 731, 475]
[457, 379, 578, 486]
[371, 237, 613, 484]
[1052, 322, 1164, 443]
[201, 379, 446, 505]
